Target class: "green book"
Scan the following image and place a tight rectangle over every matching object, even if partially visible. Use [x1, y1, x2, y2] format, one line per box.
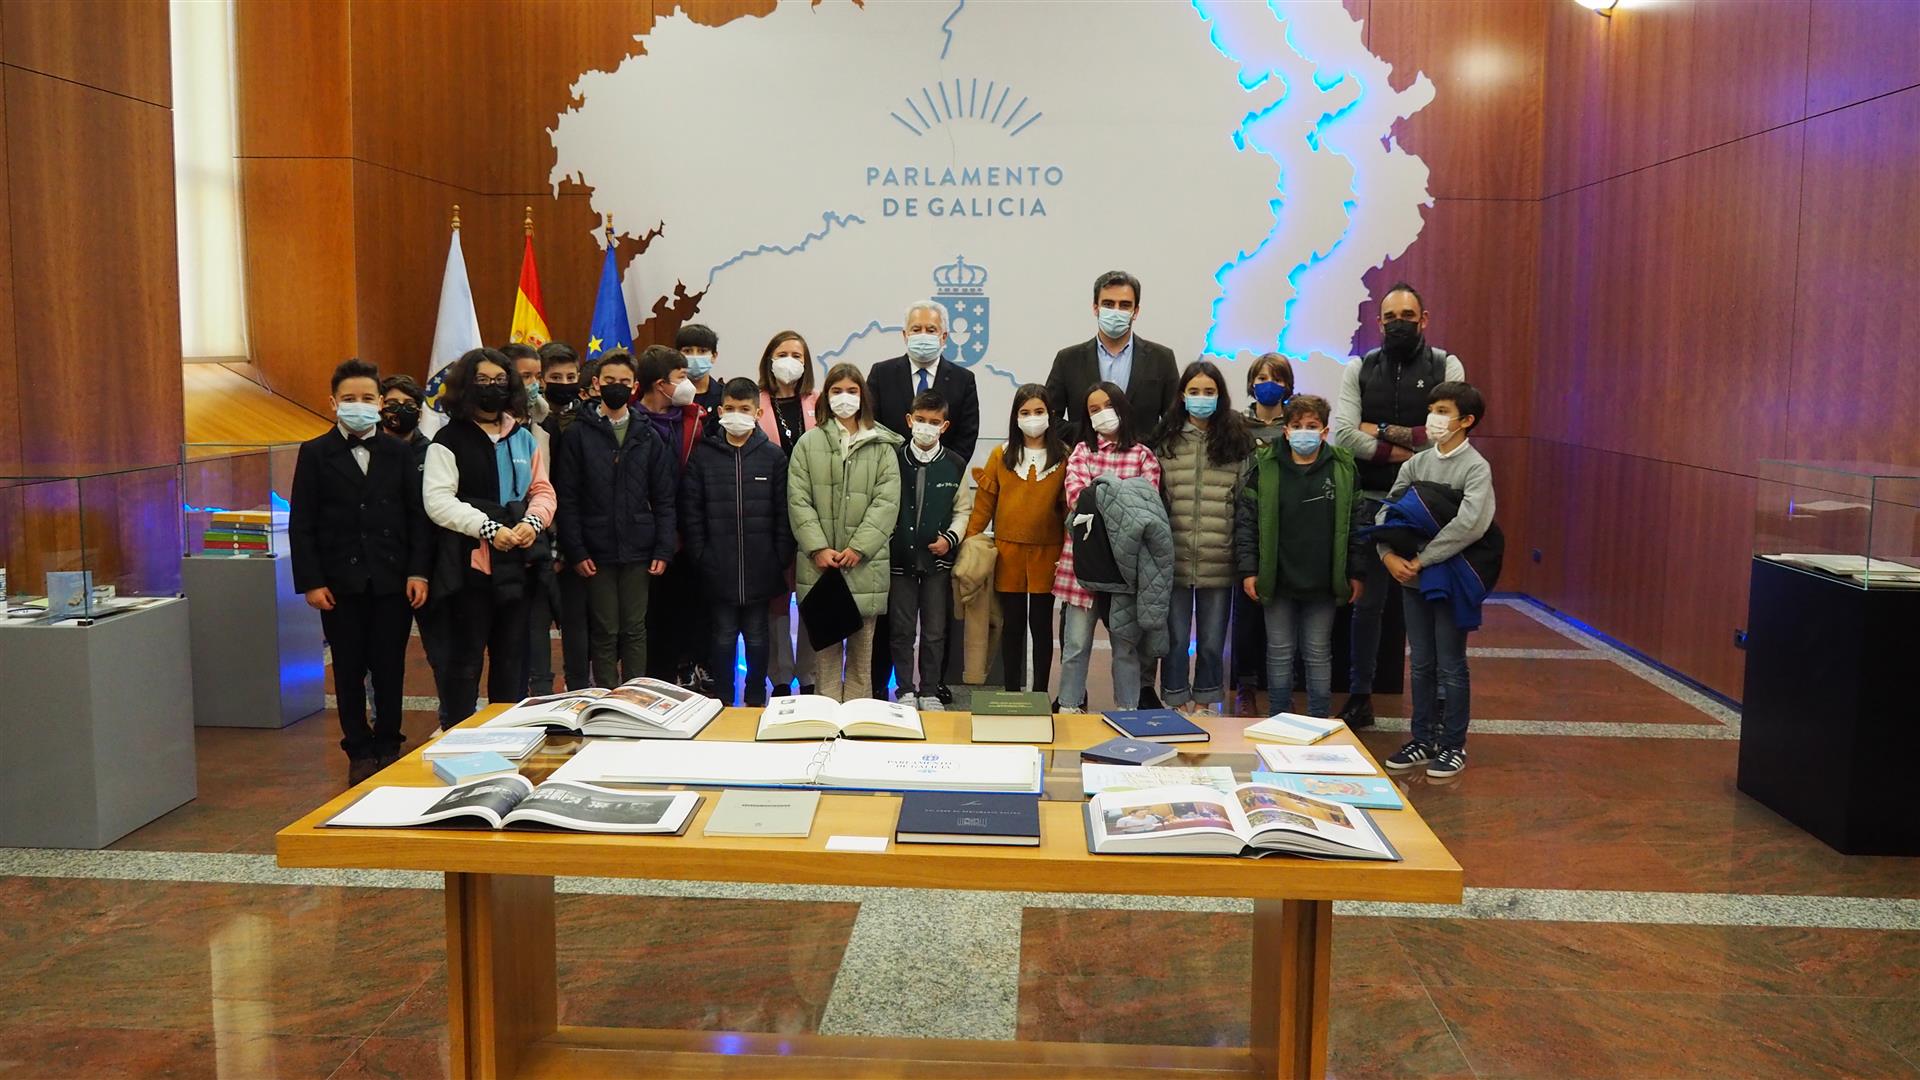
[969, 691, 1054, 744]
[970, 691, 1052, 716]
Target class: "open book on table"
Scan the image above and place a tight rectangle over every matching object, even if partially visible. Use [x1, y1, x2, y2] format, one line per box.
[1085, 782, 1397, 861]
[325, 776, 702, 834]
[756, 695, 924, 740]
[551, 739, 1044, 794]
[480, 678, 722, 739]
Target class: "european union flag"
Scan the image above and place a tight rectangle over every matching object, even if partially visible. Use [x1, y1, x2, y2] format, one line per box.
[586, 235, 632, 359]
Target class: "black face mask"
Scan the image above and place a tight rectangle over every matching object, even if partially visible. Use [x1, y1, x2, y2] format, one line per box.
[382, 403, 420, 434]
[546, 382, 580, 408]
[473, 384, 510, 413]
[599, 384, 633, 410]
[1382, 318, 1422, 358]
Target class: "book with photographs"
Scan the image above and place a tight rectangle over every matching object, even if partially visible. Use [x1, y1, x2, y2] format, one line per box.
[1252, 772, 1406, 810]
[552, 739, 1044, 795]
[480, 677, 722, 739]
[755, 695, 924, 741]
[1243, 712, 1346, 745]
[969, 691, 1055, 743]
[1085, 783, 1398, 861]
[325, 776, 702, 834]
[1254, 743, 1377, 776]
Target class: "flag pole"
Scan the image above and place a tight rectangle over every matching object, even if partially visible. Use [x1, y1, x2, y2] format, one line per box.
[451, 203, 461, 231]
[524, 205, 533, 237]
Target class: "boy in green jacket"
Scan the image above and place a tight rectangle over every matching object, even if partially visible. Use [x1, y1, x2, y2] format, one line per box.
[888, 391, 975, 709]
[1231, 394, 1372, 717]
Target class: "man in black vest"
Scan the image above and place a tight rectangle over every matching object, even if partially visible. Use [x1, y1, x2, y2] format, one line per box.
[290, 358, 431, 786]
[1044, 269, 1180, 444]
[1330, 282, 1465, 728]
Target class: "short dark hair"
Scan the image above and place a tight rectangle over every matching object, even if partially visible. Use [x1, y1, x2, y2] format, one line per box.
[1092, 269, 1142, 306]
[594, 348, 637, 378]
[1082, 381, 1138, 450]
[379, 374, 424, 404]
[1283, 394, 1331, 427]
[331, 357, 380, 393]
[636, 344, 687, 392]
[1428, 381, 1485, 429]
[675, 323, 718, 353]
[500, 342, 540, 364]
[909, 389, 948, 418]
[538, 341, 578, 372]
[439, 347, 524, 422]
[1382, 281, 1425, 314]
[721, 376, 759, 403]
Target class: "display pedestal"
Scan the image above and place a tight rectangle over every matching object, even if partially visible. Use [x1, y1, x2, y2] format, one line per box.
[0, 597, 197, 848]
[181, 554, 325, 728]
[1738, 557, 1919, 856]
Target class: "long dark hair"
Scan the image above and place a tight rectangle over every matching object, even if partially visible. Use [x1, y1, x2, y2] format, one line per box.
[440, 347, 526, 423]
[1004, 382, 1066, 472]
[1155, 360, 1251, 467]
[758, 331, 815, 397]
[1081, 381, 1138, 451]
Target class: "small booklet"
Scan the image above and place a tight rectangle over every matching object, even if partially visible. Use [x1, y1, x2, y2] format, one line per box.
[1255, 743, 1377, 776]
[326, 776, 702, 834]
[1244, 712, 1346, 745]
[554, 739, 1044, 794]
[431, 752, 519, 785]
[481, 678, 722, 739]
[1079, 737, 1177, 766]
[1102, 709, 1209, 744]
[1081, 763, 1238, 796]
[969, 691, 1055, 743]
[1086, 783, 1397, 861]
[703, 790, 821, 837]
[895, 792, 1041, 846]
[755, 695, 924, 740]
[422, 729, 547, 760]
[1253, 771, 1405, 810]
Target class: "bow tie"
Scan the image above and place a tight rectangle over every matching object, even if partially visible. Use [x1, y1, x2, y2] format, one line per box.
[346, 431, 378, 449]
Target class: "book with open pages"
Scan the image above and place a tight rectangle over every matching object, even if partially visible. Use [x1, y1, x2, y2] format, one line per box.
[551, 739, 1044, 794]
[1086, 783, 1397, 861]
[480, 678, 722, 739]
[755, 695, 924, 740]
[325, 776, 702, 834]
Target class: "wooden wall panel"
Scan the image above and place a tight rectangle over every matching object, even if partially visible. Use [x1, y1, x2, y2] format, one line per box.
[234, 0, 350, 158]
[1787, 86, 1920, 467]
[0, 0, 172, 106]
[1657, 463, 1754, 697]
[1542, 0, 1809, 196]
[0, 68, 17, 475]
[1369, 0, 1546, 200]
[240, 157, 358, 416]
[1525, 441, 1673, 662]
[1471, 433, 1531, 597]
[1805, 0, 1920, 116]
[6, 68, 183, 473]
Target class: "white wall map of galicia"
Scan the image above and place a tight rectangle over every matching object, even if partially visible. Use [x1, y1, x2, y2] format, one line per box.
[550, 0, 1434, 453]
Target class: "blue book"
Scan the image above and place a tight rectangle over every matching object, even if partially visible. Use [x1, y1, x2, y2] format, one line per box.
[1252, 771, 1405, 810]
[432, 752, 520, 785]
[1079, 737, 1178, 766]
[1101, 709, 1209, 744]
[895, 792, 1041, 846]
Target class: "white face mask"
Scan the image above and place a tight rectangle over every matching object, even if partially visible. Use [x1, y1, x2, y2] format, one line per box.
[828, 391, 862, 419]
[771, 356, 806, 386]
[1089, 408, 1121, 436]
[1425, 411, 1454, 444]
[670, 378, 697, 407]
[911, 420, 943, 448]
[1017, 414, 1050, 438]
[717, 411, 756, 437]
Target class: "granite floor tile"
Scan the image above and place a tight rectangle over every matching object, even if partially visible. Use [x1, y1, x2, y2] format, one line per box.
[1646, 837, 1920, 900]
[1366, 656, 1722, 726]
[324, 1035, 448, 1080]
[1458, 603, 1591, 649]
[1018, 909, 1418, 987]
[0, 878, 144, 976]
[0, 1024, 359, 1079]
[1853, 997, 1920, 1066]
[1390, 919, 1820, 996]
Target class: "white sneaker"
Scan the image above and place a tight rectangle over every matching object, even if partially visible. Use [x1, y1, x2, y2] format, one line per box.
[915, 694, 940, 712]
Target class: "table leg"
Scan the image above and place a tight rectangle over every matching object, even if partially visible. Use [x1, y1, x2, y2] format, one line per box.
[446, 873, 557, 1079]
[1249, 898, 1332, 1080]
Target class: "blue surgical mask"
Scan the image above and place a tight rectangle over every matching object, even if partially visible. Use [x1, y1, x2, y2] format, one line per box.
[337, 401, 380, 433]
[1184, 393, 1218, 419]
[1251, 380, 1288, 407]
[684, 354, 713, 379]
[1097, 307, 1133, 339]
[906, 333, 943, 364]
[1287, 428, 1323, 456]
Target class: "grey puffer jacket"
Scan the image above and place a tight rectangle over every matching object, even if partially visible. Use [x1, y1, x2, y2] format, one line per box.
[1156, 422, 1244, 588]
[1085, 474, 1174, 660]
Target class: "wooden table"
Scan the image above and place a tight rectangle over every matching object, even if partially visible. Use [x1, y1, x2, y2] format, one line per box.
[278, 709, 1462, 1079]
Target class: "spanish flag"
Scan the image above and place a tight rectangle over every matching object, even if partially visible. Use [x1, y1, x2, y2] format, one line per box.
[508, 206, 550, 347]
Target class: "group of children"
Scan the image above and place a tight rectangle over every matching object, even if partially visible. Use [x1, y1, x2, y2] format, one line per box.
[293, 317, 1494, 785]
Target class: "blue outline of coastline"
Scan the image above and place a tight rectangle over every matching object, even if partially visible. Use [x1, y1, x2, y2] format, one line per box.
[703, 210, 866, 289]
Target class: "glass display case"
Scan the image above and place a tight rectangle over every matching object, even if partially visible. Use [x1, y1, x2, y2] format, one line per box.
[0, 464, 185, 623]
[181, 442, 299, 557]
[1753, 460, 1920, 589]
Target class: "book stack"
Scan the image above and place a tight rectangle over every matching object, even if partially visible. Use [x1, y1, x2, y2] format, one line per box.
[202, 510, 274, 556]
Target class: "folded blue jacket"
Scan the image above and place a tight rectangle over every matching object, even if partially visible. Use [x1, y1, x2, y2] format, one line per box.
[1360, 481, 1505, 631]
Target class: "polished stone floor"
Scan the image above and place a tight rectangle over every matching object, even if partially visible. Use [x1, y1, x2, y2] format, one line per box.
[2, 598, 1916, 1078]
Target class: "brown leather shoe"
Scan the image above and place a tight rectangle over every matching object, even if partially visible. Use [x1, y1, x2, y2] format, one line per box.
[1229, 687, 1261, 718]
[347, 757, 381, 787]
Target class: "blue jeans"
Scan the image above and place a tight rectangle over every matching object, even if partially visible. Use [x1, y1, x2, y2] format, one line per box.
[1161, 586, 1231, 707]
[711, 601, 772, 706]
[1057, 597, 1141, 711]
[1402, 588, 1470, 751]
[1347, 540, 1393, 694]
[1264, 595, 1337, 717]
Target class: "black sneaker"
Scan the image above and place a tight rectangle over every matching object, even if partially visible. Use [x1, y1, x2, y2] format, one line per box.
[1383, 741, 1432, 772]
[930, 684, 954, 708]
[1337, 693, 1376, 729]
[1427, 747, 1467, 778]
[1139, 686, 1164, 710]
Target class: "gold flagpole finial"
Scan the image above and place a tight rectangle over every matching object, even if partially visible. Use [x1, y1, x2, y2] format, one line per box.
[523, 206, 534, 236]
[603, 213, 614, 240]
[451, 204, 462, 231]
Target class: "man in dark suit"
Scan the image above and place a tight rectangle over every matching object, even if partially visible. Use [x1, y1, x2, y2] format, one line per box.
[290, 357, 432, 786]
[1044, 269, 1181, 443]
[867, 301, 980, 461]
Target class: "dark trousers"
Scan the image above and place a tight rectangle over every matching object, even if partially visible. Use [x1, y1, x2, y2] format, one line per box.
[645, 554, 708, 681]
[1233, 589, 1266, 690]
[1403, 588, 1471, 751]
[525, 560, 591, 693]
[1348, 550, 1397, 694]
[871, 621, 896, 699]
[440, 574, 531, 725]
[326, 588, 414, 759]
[888, 570, 951, 696]
[587, 562, 651, 687]
[997, 591, 1055, 693]
[712, 601, 772, 706]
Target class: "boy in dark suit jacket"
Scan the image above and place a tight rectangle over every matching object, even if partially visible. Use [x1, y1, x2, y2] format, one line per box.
[290, 358, 432, 786]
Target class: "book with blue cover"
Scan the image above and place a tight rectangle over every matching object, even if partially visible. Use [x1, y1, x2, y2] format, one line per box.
[895, 792, 1041, 846]
[431, 752, 519, 785]
[1252, 772, 1405, 810]
[1101, 709, 1209, 744]
[1079, 736, 1178, 766]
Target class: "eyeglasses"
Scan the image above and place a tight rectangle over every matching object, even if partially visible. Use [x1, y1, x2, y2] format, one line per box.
[473, 376, 511, 387]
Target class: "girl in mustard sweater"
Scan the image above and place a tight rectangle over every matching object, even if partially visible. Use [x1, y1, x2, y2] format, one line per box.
[964, 384, 1068, 693]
